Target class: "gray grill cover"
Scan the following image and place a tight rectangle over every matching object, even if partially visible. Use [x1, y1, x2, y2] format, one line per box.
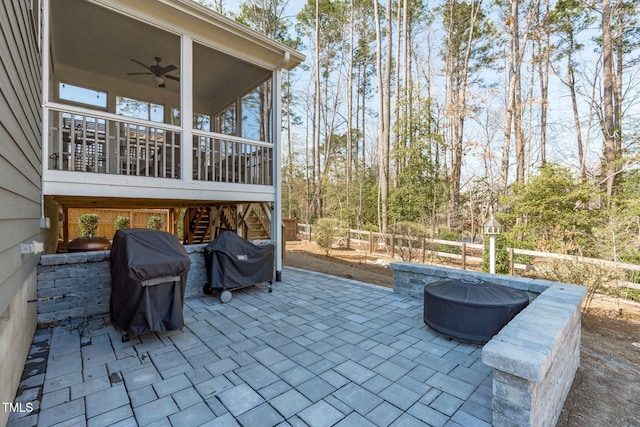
[110, 229, 190, 336]
[204, 231, 274, 290]
[423, 279, 529, 344]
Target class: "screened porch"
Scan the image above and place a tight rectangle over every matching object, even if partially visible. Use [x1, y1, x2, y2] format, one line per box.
[43, 0, 290, 195]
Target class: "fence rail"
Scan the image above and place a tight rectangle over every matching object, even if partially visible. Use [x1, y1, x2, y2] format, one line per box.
[296, 223, 640, 281]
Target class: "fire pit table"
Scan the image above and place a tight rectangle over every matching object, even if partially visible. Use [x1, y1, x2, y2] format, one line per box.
[423, 278, 529, 344]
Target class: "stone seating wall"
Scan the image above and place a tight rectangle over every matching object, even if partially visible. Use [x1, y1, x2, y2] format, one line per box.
[391, 262, 586, 427]
[35, 245, 207, 324]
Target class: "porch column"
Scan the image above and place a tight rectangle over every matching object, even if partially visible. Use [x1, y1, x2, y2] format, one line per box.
[272, 55, 287, 281]
[181, 35, 193, 182]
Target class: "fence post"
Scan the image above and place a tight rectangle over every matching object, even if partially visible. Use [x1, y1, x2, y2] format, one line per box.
[462, 242, 467, 270]
[422, 238, 426, 264]
[509, 247, 514, 275]
[369, 232, 374, 253]
[391, 234, 395, 258]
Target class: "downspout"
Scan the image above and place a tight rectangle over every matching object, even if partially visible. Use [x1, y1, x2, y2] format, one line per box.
[272, 52, 289, 281]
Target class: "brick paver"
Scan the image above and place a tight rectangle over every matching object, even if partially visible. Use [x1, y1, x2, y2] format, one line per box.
[8, 267, 493, 426]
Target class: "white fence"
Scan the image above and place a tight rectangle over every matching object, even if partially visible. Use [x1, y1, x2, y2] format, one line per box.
[296, 223, 640, 289]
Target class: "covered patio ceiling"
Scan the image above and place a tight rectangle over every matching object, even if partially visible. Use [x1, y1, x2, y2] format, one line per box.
[47, 195, 263, 210]
[50, 0, 274, 113]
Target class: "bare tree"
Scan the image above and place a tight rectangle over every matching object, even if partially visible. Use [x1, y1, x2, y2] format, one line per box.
[550, 0, 594, 181]
[441, 0, 496, 230]
[602, 0, 618, 201]
[373, 0, 392, 233]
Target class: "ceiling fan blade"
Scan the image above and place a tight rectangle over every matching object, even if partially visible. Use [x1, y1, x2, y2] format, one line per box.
[164, 74, 180, 81]
[161, 64, 178, 74]
[130, 59, 153, 72]
[126, 72, 152, 76]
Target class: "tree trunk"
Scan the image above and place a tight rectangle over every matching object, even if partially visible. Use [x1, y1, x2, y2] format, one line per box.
[501, 17, 514, 193]
[568, 60, 586, 180]
[539, 0, 550, 166]
[374, 0, 391, 233]
[613, 4, 623, 160]
[383, 0, 392, 233]
[512, 0, 525, 184]
[601, 0, 617, 201]
[313, 0, 322, 217]
[346, 3, 354, 230]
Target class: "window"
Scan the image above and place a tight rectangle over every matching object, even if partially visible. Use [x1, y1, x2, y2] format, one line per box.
[116, 96, 164, 123]
[241, 79, 272, 142]
[171, 108, 181, 126]
[172, 109, 211, 131]
[193, 113, 211, 132]
[215, 103, 236, 136]
[59, 83, 107, 108]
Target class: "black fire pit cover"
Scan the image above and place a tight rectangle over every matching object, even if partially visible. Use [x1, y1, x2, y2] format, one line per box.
[423, 278, 529, 344]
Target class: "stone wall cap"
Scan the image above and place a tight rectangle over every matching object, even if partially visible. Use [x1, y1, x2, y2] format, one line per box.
[482, 338, 548, 381]
[482, 283, 586, 381]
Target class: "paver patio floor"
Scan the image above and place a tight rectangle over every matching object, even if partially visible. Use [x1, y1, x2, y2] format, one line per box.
[8, 267, 493, 427]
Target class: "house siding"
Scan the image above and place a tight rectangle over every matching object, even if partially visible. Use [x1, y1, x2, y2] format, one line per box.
[0, 1, 45, 424]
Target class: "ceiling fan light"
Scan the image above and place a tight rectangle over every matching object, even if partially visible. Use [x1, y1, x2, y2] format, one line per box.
[153, 75, 164, 85]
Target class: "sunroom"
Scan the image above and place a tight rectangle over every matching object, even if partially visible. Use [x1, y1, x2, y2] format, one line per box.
[41, 0, 303, 263]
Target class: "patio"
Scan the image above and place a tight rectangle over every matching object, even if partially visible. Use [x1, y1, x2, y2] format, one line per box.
[8, 267, 493, 427]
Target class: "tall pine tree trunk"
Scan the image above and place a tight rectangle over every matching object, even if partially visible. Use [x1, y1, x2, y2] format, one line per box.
[601, 0, 617, 201]
[512, 0, 525, 184]
[312, 0, 322, 217]
[374, 0, 391, 233]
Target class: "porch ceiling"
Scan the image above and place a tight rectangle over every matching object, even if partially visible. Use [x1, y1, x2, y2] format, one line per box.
[48, 195, 252, 210]
[50, 0, 273, 112]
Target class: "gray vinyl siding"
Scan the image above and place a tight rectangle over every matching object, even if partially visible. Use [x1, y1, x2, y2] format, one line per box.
[0, 0, 43, 315]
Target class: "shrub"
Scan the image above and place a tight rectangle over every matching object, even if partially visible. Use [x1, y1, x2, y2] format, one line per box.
[147, 216, 163, 230]
[480, 234, 510, 274]
[78, 213, 99, 237]
[391, 221, 427, 262]
[537, 259, 625, 313]
[314, 218, 342, 256]
[114, 216, 130, 230]
[436, 230, 460, 255]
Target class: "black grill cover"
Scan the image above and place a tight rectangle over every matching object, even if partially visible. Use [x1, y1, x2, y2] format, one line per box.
[110, 229, 190, 336]
[204, 231, 274, 290]
[424, 278, 529, 344]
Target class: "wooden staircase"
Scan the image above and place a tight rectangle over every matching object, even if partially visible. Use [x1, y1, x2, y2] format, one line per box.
[185, 207, 212, 244]
[243, 205, 271, 241]
[183, 203, 271, 244]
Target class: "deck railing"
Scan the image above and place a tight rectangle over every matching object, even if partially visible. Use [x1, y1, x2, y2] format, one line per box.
[47, 106, 181, 178]
[47, 106, 273, 185]
[192, 131, 273, 185]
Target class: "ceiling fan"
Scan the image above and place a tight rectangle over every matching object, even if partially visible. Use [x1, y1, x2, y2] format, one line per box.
[126, 57, 179, 88]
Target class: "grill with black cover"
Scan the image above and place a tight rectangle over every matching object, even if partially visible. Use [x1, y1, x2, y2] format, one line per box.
[110, 229, 190, 341]
[203, 230, 274, 303]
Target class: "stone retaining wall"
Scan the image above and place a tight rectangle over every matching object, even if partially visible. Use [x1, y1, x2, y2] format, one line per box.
[36, 244, 207, 324]
[391, 262, 586, 427]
